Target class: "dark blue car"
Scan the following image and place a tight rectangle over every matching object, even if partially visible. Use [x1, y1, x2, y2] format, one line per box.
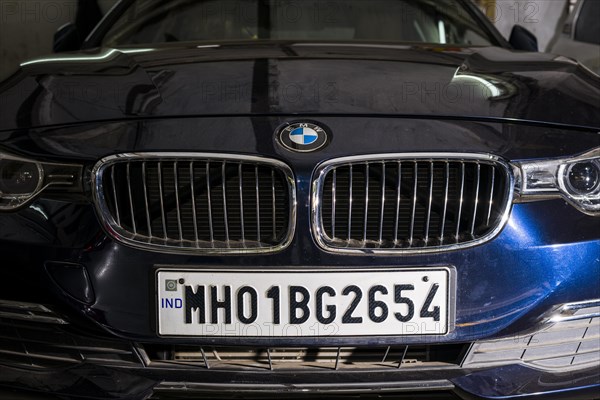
[0, 0, 598, 399]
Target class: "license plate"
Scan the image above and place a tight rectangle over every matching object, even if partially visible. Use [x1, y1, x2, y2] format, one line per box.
[157, 268, 454, 337]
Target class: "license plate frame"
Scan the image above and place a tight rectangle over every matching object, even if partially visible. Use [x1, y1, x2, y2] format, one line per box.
[156, 267, 456, 338]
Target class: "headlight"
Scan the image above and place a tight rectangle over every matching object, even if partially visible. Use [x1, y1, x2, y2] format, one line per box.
[0, 151, 82, 211]
[516, 147, 600, 215]
[561, 161, 600, 196]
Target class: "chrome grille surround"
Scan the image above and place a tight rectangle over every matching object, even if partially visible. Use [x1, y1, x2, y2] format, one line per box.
[93, 153, 296, 255]
[312, 153, 514, 255]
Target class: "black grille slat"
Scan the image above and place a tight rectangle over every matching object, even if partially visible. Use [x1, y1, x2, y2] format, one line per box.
[100, 156, 293, 252]
[319, 158, 509, 251]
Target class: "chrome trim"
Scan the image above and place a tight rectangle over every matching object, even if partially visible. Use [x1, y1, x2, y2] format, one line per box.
[424, 162, 434, 244]
[254, 165, 261, 243]
[455, 162, 465, 241]
[221, 161, 230, 244]
[332, 168, 337, 238]
[348, 165, 353, 241]
[379, 163, 386, 243]
[173, 161, 183, 241]
[363, 163, 369, 243]
[157, 161, 167, 239]
[92, 153, 296, 255]
[311, 153, 514, 255]
[0, 299, 68, 325]
[440, 163, 449, 243]
[409, 162, 418, 245]
[110, 167, 120, 226]
[126, 162, 137, 235]
[486, 166, 495, 226]
[190, 162, 199, 243]
[394, 162, 401, 243]
[142, 162, 153, 238]
[206, 162, 214, 243]
[470, 162, 481, 236]
[239, 164, 246, 244]
[271, 169, 277, 235]
[547, 299, 600, 323]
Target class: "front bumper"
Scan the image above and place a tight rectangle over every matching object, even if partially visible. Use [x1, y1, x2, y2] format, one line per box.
[0, 194, 598, 399]
[1, 353, 599, 400]
[0, 298, 598, 399]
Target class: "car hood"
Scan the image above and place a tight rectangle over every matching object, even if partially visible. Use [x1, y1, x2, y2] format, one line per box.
[0, 43, 599, 131]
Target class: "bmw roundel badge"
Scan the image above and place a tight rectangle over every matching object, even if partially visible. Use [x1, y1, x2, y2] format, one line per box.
[277, 122, 330, 152]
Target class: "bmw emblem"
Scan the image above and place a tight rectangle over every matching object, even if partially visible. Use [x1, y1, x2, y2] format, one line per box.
[277, 122, 330, 152]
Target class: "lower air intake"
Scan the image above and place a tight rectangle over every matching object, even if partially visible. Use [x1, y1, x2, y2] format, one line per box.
[0, 300, 141, 369]
[463, 300, 600, 371]
[146, 344, 467, 371]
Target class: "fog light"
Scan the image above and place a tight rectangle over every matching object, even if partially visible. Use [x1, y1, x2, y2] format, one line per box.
[566, 161, 600, 195]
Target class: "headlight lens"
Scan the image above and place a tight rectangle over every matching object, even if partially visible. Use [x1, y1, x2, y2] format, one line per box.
[0, 160, 42, 194]
[564, 161, 600, 195]
[0, 151, 81, 211]
[516, 147, 600, 215]
[0, 154, 44, 210]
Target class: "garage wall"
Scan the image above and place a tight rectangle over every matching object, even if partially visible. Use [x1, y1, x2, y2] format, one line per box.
[486, 0, 569, 50]
[0, 0, 117, 81]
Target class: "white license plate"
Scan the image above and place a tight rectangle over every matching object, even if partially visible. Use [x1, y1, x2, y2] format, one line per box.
[157, 268, 454, 337]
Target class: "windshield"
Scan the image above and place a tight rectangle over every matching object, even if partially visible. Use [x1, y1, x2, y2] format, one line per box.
[101, 0, 497, 47]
